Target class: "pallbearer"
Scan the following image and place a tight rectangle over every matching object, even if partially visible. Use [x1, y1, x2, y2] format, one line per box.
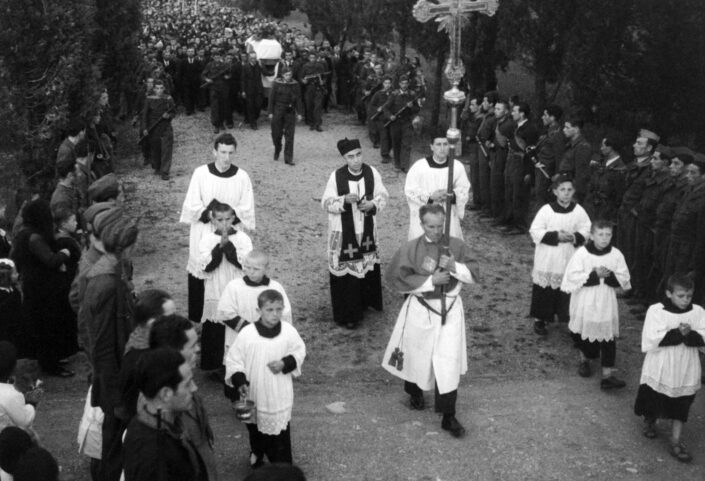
[321, 138, 389, 329]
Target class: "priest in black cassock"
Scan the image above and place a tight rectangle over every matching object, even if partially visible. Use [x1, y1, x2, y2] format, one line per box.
[321, 138, 389, 328]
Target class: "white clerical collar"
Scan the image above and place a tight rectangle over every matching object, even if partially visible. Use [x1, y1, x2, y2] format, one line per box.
[348, 167, 363, 176]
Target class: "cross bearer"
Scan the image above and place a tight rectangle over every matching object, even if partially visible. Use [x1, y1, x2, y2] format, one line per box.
[321, 138, 389, 329]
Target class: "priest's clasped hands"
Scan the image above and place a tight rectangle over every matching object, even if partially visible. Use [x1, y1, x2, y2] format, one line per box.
[343, 193, 375, 212]
[432, 254, 457, 285]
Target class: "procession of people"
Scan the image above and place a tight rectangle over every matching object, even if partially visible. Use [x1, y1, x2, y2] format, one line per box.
[1, 0, 705, 479]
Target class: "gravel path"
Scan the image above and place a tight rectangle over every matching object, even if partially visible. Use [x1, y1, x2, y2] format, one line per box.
[34, 108, 705, 480]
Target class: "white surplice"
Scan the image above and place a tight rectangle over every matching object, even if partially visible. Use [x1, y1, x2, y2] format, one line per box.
[404, 157, 470, 240]
[216, 277, 292, 355]
[224, 322, 306, 435]
[180, 163, 255, 279]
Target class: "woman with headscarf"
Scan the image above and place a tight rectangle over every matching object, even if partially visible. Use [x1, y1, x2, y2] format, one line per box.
[10, 199, 73, 376]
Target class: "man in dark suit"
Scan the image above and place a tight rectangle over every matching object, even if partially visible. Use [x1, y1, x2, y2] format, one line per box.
[179, 47, 202, 115]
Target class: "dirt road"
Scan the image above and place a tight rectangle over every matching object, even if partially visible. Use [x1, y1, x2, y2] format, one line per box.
[35, 110, 704, 481]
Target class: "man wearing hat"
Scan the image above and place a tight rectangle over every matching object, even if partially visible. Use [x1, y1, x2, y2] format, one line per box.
[268, 67, 303, 165]
[404, 128, 470, 240]
[321, 138, 388, 329]
[382, 75, 421, 172]
[584, 134, 626, 222]
[617, 129, 659, 286]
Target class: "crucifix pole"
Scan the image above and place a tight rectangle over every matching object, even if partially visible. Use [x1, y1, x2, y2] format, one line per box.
[413, 0, 499, 322]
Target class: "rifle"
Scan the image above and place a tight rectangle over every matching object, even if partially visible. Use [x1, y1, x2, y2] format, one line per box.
[199, 65, 231, 88]
[475, 135, 488, 157]
[361, 81, 383, 102]
[383, 95, 422, 128]
[137, 103, 176, 145]
[370, 108, 385, 122]
[301, 71, 331, 82]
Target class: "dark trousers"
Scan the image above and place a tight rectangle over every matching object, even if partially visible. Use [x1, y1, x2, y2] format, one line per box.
[368, 117, 381, 145]
[246, 423, 292, 464]
[502, 155, 530, 229]
[574, 336, 616, 367]
[404, 381, 457, 415]
[478, 147, 492, 213]
[209, 89, 230, 128]
[632, 224, 654, 297]
[187, 274, 205, 324]
[200, 321, 225, 371]
[244, 93, 262, 125]
[329, 265, 383, 326]
[183, 84, 199, 114]
[148, 125, 173, 175]
[100, 411, 126, 481]
[530, 284, 570, 323]
[304, 86, 323, 127]
[466, 143, 480, 207]
[490, 148, 507, 218]
[389, 121, 413, 171]
[271, 110, 296, 162]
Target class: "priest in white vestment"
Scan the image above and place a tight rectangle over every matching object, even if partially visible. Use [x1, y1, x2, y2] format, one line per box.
[404, 131, 470, 240]
[180, 133, 256, 325]
[382, 203, 478, 438]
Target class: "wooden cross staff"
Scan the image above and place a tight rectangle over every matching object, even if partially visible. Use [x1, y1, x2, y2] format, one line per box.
[412, 0, 499, 323]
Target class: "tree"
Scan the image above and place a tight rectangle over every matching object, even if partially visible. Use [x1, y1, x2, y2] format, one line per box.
[0, 0, 102, 182]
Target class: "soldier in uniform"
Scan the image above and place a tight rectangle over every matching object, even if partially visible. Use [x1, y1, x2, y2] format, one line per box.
[500, 102, 539, 235]
[141, 79, 176, 181]
[616, 129, 659, 277]
[583, 135, 626, 222]
[476, 92, 498, 219]
[363, 65, 385, 147]
[630, 148, 672, 305]
[489, 100, 514, 224]
[558, 116, 592, 203]
[533, 105, 565, 207]
[367, 76, 393, 163]
[460, 93, 484, 210]
[267, 68, 303, 166]
[382, 75, 421, 172]
[202, 52, 232, 134]
[299, 51, 327, 132]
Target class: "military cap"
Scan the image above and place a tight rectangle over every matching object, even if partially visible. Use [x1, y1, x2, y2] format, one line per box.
[639, 129, 660, 143]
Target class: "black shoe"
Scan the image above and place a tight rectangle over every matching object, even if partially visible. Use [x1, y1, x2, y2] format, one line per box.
[310, 125, 315, 130]
[502, 227, 526, 236]
[273, 150, 280, 161]
[315, 126, 323, 132]
[441, 415, 466, 438]
[226, 123, 234, 129]
[578, 360, 592, 378]
[213, 126, 220, 134]
[409, 394, 425, 410]
[161, 173, 170, 181]
[533, 320, 548, 336]
[285, 160, 296, 166]
[373, 143, 380, 148]
[381, 156, 391, 164]
[600, 375, 626, 390]
[249, 452, 264, 469]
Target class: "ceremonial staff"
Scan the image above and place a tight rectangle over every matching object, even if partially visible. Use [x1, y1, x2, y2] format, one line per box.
[413, 0, 498, 322]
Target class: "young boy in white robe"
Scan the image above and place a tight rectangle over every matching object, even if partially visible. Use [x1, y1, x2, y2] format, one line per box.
[634, 274, 705, 463]
[224, 289, 306, 468]
[198, 201, 252, 373]
[561, 220, 631, 388]
[529, 175, 591, 336]
[216, 250, 292, 366]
